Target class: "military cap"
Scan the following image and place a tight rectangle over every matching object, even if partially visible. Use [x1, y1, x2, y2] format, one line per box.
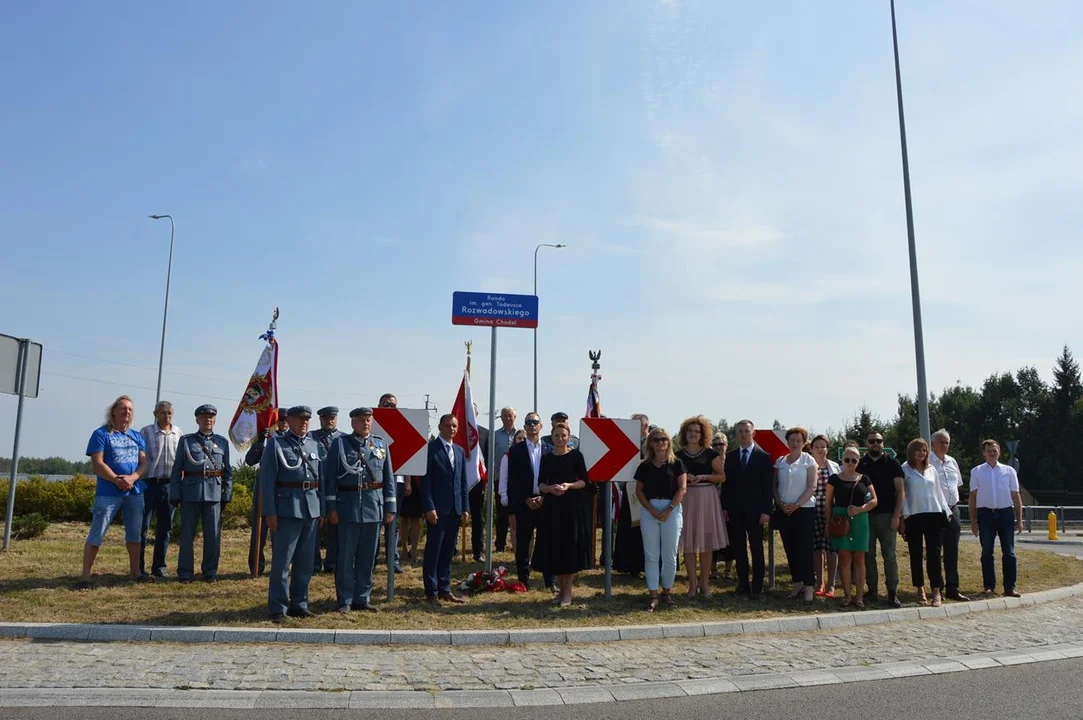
[286, 405, 313, 418]
[277, 407, 288, 417]
[194, 404, 217, 416]
[349, 407, 374, 418]
[551, 411, 569, 422]
[317, 406, 339, 417]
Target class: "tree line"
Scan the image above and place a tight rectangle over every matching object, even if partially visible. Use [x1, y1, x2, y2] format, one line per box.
[0, 456, 92, 475]
[716, 345, 1082, 503]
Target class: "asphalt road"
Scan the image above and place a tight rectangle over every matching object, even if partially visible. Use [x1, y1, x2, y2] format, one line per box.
[5, 658, 1082, 720]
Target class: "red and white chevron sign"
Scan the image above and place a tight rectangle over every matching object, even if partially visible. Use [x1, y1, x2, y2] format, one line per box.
[371, 408, 430, 476]
[754, 428, 789, 462]
[578, 418, 641, 483]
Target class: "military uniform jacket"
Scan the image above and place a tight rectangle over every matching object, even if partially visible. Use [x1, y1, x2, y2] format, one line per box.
[169, 432, 233, 504]
[308, 427, 345, 462]
[322, 433, 396, 524]
[258, 432, 323, 520]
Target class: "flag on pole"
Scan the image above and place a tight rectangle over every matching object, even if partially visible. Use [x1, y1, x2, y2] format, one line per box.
[451, 367, 486, 490]
[586, 370, 601, 419]
[229, 321, 279, 452]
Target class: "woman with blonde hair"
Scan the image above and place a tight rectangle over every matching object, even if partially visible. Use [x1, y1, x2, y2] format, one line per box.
[676, 416, 727, 598]
[901, 437, 952, 606]
[635, 426, 687, 611]
[825, 445, 877, 608]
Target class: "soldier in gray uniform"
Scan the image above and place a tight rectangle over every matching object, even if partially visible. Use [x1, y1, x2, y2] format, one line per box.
[169, 404, 233, 583]
[323, 407, 396, 612]
[259, 405, 324, 623]
[309, 406, 344, 574]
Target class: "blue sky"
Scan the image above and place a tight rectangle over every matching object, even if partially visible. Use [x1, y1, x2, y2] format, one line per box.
[2, 1, 1081, 461]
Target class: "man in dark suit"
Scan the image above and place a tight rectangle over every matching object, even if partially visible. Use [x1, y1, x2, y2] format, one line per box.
[498, 411, 553, 591]
[722, 419, 774, 596]
[421, 413, 471, 606]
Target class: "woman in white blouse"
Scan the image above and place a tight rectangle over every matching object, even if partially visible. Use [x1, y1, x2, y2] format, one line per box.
[774, 428, 818, 603]
[900, 437, 952, 607]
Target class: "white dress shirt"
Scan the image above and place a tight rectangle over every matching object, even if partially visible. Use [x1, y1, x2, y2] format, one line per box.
[970, 462, 1019, 509]
[775, 452, 817, 507]
[498, 439, 542, 506]
[929, 452, 962, 507]
[901, 462, 951, 518]
[140, 423, 182, 479]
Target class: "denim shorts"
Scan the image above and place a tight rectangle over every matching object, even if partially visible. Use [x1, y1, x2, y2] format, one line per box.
[86, 494, 144, 546]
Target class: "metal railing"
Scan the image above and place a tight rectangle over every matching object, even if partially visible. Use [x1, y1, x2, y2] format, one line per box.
[957, 505, 1083, 533]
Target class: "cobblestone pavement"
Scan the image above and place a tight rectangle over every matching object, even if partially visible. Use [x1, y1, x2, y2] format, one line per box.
[2, 596, 1082, 694]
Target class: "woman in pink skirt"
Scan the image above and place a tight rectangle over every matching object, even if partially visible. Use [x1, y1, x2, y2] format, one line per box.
[676, 415, 727, 598]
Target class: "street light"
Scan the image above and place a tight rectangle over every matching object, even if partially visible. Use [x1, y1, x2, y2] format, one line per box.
[149, 214, 175, 407]
[890, 0, 931, 442]
[533, 242, 566, 412]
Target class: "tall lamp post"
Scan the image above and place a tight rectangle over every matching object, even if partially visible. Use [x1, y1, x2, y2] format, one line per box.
[890, 0, 930, 441]
[533, 242, 566, 412]
[149, 214, 175, 407]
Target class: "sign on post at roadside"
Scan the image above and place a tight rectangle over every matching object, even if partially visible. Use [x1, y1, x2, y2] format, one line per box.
[578, 418, 641, 483]
[371, 408, 429, 476]
[3, 333, 42, 551]
[451, 292, 538, 328]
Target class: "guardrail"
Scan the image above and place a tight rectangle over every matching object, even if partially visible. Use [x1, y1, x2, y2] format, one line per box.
[957, 505, 1083, 533]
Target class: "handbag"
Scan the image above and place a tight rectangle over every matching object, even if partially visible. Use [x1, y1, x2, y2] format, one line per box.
[828, 479, 861, 538]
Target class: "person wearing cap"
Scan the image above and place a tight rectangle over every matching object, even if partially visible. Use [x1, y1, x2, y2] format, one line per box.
[168, 404, 233, 583]
[541, 412, 579, 451]
[322, 407, 396, 612]
[259, 405, 324, 623]
[309, 406, 344, 574]
[244, 406, 289, 575]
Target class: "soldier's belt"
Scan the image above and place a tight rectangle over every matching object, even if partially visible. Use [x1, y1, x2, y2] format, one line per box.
[181, 471, 223, 478]
[277, 481, 319, 490]
[143, 477, 170, 484]
[338, 483, 384, 492]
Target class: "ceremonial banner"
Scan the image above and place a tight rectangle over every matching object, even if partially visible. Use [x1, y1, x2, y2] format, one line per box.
[229, 332, 279, 452]
[451, 368, 486, 490]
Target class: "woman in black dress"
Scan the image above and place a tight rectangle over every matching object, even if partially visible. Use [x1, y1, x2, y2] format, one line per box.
[398, 476, 424, 565]
[532, 423, 595, 607]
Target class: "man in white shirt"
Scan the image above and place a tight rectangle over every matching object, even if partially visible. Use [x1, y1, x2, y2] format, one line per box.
[968, 439, 1023, 597]
[929, 429, 969, 601]
[139, 401, 182, 578]
[498, 412, 553, 591]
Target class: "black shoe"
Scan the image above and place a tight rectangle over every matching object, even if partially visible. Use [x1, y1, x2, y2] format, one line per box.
[945, 590, 970, 602]
[1004, 589, 1021, 598]
[886, 593, 902, 608]
[866, 593, 880, 604]
[286, 607, 317, 618]
[152, 568, 169, 579]
[178, 577, 193, 584]
[269, 613, 286, 624]
[351, 602, 379, 613]
[394, 565, 404, 574]
[204, 576, 218, 583]
[473, 554, 483, 563]
[735, 586, 751, 595]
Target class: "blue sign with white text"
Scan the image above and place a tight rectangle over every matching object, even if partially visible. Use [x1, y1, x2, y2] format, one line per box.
[452, 292, 539, 329]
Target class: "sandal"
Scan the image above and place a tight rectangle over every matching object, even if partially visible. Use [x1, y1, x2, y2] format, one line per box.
[661, 593, 677, 609]
[646, 596, 659, 613]
[854, 600, 865, 610]
[76, 580, 91, 592]
[840, 597, 853, 608]
[931, 593, 942, 608]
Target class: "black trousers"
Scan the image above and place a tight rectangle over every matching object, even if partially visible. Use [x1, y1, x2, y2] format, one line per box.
[906, 512, 946, 588]
[941, 505, 962, 592]
[774, 507, 815, 586]
[494, 502, 510, 552]
[469, 483, 485, 559]
[513, 506, 553, 589]
[729, 509, 766, 593]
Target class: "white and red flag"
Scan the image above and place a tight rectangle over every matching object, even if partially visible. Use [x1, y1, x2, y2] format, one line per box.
[229, 323, 279, 452]
[451, 367, 486, 490]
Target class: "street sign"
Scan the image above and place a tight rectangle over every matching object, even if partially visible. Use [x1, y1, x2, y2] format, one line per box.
[578, 418, 640, 483]
[451, 292, 538, 329]
[0, 334, 41, 399]
[754, 429, 788, 461]
[371, 408, 429, 476]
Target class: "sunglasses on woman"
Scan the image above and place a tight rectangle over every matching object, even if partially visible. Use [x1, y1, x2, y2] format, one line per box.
[843, 457, 859, 464]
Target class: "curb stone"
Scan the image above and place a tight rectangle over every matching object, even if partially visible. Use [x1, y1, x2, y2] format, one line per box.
[1, 580, 1080, 647]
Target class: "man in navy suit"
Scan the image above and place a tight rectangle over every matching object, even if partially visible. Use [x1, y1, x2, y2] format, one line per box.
[421, 413, 471, 606]
[722, 419, 775, 597]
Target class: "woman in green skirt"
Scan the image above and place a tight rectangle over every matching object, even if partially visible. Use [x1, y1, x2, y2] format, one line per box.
[825, 446, 878, 609]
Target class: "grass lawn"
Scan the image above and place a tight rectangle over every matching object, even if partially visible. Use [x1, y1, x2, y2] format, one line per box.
[1, 523, 1080, 629]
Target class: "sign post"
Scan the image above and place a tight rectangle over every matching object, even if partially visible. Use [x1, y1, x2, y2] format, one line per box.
[452, 292, 538, 573]
[2, 333, 43, 551]
[579, 417, 640, 599]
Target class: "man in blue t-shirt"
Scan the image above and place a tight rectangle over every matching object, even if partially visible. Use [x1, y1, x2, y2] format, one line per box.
[79, 395, 152, 590]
